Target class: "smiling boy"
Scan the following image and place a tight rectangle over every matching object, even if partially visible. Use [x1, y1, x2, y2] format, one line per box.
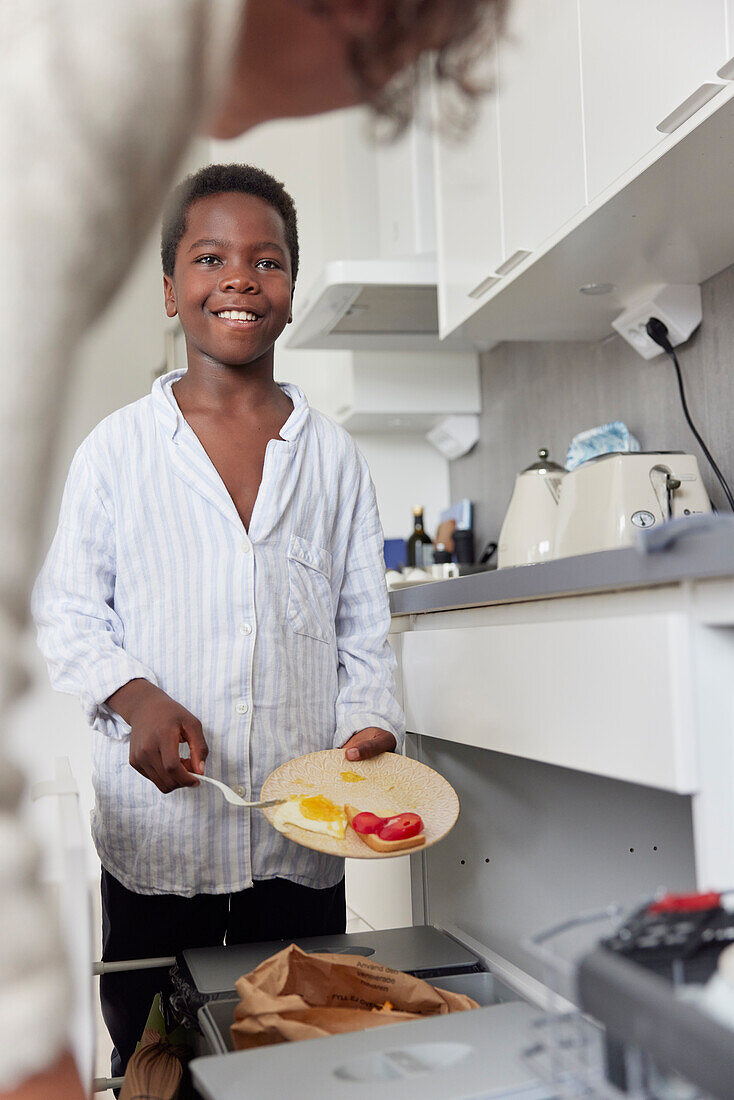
[32, 163, 404, 1077]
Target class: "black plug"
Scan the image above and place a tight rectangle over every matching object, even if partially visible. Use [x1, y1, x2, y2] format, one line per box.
[645, 316, 674, 354]
[644, 314, 734, 511]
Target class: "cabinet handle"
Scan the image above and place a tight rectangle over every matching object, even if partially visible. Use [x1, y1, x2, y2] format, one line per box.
[468, 274, 501, 300]
[494, 249, 531, 276]
[656, 83, 723, 134]
[468, 249, 532, 300]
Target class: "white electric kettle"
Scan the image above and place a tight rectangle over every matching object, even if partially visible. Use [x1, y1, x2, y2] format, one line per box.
[497, 449, 566, 568]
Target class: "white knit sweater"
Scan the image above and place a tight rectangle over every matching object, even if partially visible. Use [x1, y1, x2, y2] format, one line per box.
[0, 0, 241, 1085]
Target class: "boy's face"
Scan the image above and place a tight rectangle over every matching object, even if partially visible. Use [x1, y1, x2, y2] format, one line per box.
[163, 192, 293, 369]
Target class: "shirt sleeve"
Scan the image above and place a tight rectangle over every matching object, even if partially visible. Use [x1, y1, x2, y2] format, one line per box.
[333, 453, 406, 750]
[32, 443, 159, 736]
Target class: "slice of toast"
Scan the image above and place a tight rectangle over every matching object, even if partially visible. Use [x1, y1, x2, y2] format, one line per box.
[345, 805, 426, 853]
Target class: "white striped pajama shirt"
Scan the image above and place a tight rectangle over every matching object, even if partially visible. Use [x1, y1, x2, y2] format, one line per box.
[32, 369, 404, 896]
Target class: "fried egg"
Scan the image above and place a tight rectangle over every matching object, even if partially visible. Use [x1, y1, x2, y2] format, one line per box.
[272, 795, 347, 840]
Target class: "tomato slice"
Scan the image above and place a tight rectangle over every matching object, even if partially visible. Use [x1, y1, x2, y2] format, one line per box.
[377, 813, 423, 842]
[351, 812, 385, 835]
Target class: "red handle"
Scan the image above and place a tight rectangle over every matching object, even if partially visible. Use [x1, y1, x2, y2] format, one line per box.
[648, 891, 721, 914]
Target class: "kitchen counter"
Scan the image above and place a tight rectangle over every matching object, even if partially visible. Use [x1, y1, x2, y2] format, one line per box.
[389, 519, 734, 617]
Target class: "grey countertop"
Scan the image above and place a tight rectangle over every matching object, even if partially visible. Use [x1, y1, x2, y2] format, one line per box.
[389, 518, 734, 616]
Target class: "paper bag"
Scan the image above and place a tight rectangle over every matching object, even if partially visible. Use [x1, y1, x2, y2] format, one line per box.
[230, 943, 478, 1050]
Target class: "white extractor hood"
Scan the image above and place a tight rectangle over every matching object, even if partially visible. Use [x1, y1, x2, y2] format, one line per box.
[286, 258, 474, 352]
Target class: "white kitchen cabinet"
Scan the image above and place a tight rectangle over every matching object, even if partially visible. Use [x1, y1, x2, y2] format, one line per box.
[375, 117, 436, 261]
[432, 45, 504, 337]
[433, 0, 587, 339]
[497, 0, 586, 261]
[400, 610, 696, 793]
[579, 0, 728, 201]
[393, 567, 734, 891]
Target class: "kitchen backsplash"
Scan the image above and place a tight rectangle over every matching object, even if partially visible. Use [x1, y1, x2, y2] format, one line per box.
[450, 262, 734, 553]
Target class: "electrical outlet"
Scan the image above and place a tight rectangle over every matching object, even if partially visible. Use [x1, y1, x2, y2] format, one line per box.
[612, 284, 702, 359]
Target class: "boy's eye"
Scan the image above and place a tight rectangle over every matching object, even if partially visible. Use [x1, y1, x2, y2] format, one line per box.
[256, 259, 281, 270]
[195, 254, 221, 265]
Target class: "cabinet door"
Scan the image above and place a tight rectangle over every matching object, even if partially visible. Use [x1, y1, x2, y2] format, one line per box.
[432, 47, 504, 337]
[498, 0, 586, 260]
[580, 0, 728, 201]
[375, 118, 436, 260]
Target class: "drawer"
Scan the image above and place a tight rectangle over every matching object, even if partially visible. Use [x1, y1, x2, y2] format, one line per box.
[401, 612, 697, 792]
[192, 1000, 548, 1099]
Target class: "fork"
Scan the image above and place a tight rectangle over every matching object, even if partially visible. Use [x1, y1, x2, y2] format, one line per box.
[197, 773, 285, 809]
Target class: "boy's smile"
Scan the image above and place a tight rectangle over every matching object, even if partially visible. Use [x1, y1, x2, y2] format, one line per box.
[163, 191, 293, 370]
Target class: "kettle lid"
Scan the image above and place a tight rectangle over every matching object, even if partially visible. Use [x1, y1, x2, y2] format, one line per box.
[521, 448, 565, 474]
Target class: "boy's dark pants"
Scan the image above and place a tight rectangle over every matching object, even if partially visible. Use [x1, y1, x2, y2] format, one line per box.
[100, 867, 346, 1079]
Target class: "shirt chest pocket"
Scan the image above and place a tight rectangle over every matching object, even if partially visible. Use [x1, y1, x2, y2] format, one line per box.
[286, 535, 334, 644]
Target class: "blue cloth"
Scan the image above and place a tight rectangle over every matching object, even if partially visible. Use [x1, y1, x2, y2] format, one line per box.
[566, 421, 640, 471]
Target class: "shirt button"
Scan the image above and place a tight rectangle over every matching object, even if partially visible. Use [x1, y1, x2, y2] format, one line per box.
[239, 623, 252, 636]
[235, 700, 249, 715]
[240, 540, 251, 554]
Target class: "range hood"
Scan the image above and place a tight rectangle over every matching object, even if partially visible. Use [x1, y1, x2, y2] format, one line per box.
[286, 258, 474, 352]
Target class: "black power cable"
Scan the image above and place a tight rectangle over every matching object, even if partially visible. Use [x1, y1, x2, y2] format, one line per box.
[645, 317, 734, 512]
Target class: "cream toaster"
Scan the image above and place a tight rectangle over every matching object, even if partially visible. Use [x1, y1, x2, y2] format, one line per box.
[553, 451, 711, 559]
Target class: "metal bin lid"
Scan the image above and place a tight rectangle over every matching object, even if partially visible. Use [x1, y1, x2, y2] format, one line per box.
[183, 924, 479, 996]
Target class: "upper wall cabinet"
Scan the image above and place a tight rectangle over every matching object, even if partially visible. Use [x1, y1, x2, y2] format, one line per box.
[433, 0, 734, 347]
[579, 0, 729, 201]
[433, 0, 586, 337]
[432, 47, 504, 337]
[497, 0, 586, 263]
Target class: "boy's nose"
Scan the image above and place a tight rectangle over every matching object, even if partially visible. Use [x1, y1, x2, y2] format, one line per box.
[220, 270, 259, 292]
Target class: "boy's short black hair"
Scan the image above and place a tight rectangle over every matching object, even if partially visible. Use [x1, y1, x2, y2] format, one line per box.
[160, 163, 299, 284]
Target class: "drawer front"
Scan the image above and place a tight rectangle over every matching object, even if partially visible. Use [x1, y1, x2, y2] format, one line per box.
[401, 613, 696, 792]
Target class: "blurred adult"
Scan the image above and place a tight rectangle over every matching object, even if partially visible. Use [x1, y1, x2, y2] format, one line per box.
[0, 1, 507, 1093]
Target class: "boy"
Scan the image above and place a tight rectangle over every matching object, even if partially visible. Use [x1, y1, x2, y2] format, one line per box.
[32, 163, 404, 1078]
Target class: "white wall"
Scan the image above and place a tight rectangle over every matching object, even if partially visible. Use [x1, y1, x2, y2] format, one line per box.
[353, 433, 449, 541]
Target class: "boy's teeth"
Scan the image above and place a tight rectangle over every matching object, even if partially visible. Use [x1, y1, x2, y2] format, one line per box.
[218, 310, 258, 321]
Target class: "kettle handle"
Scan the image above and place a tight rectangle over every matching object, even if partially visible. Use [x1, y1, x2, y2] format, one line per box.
[478, 540, 498, 565]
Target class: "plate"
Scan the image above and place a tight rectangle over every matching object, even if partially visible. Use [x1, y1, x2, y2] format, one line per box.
[260, 748, 460, 859]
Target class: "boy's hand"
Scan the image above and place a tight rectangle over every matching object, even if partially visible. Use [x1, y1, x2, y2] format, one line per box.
[344, 727, 397, 761]
[106, 679, 208, 793]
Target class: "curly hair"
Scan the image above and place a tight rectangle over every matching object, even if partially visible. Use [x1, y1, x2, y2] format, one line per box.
[160, 163, 299, 283]
[313, 0, 510, 134]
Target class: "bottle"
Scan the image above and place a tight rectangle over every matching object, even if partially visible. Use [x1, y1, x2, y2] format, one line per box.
[406, 506, 433, 568]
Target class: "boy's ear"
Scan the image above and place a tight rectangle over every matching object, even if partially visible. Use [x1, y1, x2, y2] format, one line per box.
[163, 274, 178, 318]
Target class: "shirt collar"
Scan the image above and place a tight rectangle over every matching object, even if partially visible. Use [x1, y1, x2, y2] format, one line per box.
[152, 368, 187, 441]
[277, 382, 310, 442]
[151, 369, 311, 443]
